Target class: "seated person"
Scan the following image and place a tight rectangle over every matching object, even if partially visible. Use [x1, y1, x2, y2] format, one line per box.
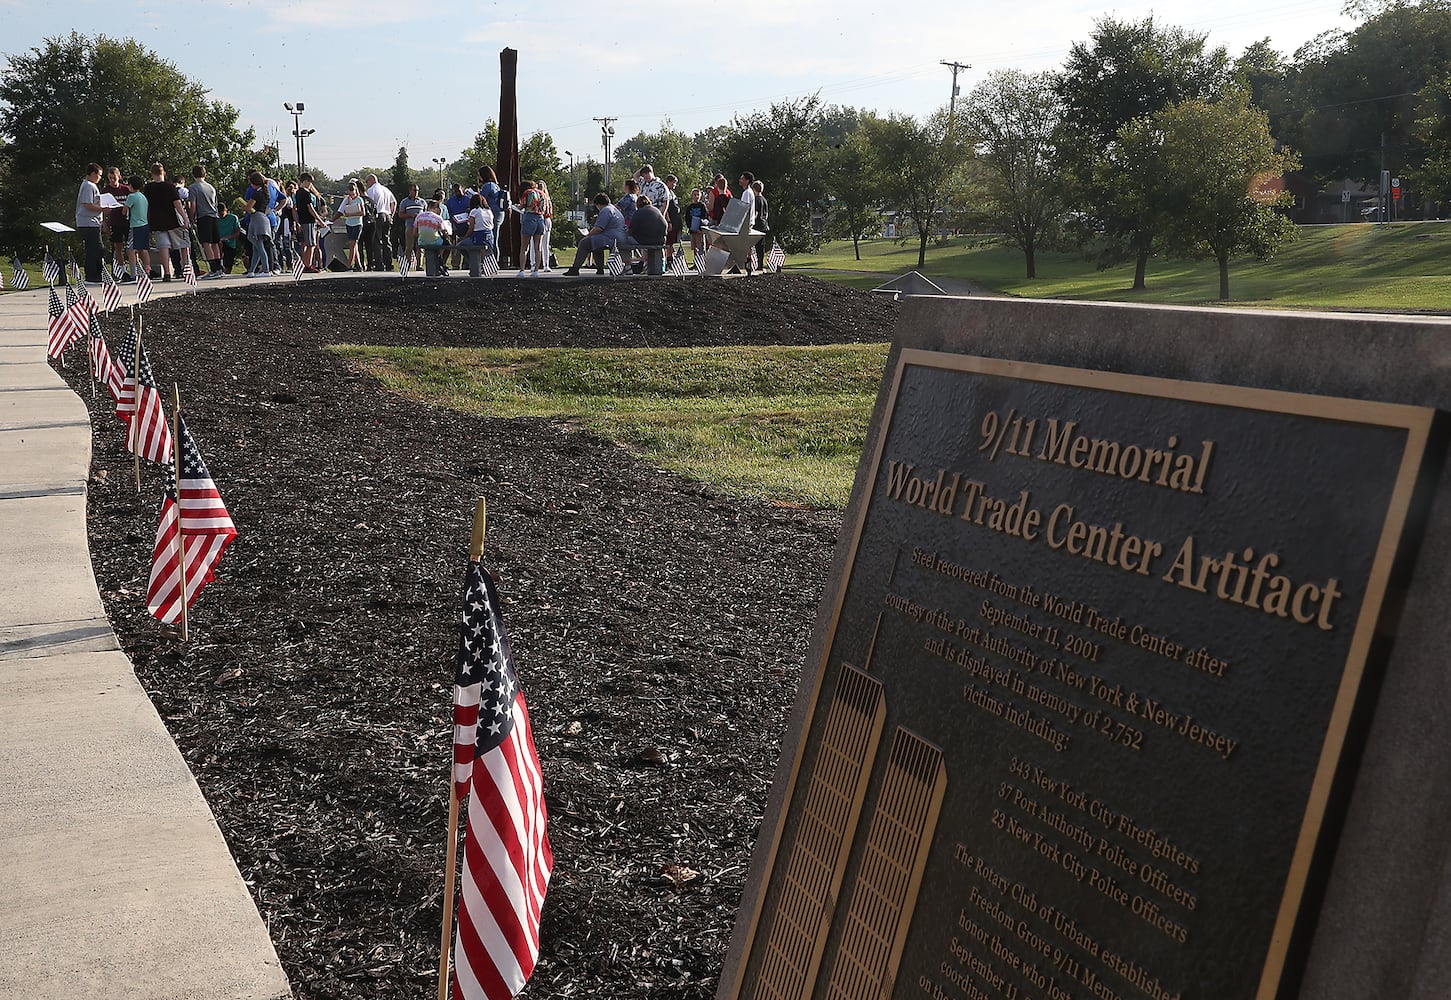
[563, 193, 627, 275]
[462, 193, 494, 253]
[621, 195, 668, 273]
[615, 179, 639, 227]
[414, 200, 448, 273]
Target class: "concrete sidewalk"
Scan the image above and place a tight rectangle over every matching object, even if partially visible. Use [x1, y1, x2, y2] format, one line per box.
[0, 277, 291, 999]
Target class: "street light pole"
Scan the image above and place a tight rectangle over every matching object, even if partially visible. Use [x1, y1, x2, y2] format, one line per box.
[285, 102, 306, 176]
[432, 157, 447, 194]
[297, 129, 315, 176]
[564, 150, 578, 217]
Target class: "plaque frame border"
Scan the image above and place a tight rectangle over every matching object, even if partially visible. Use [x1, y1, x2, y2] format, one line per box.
[724, 349, 1436, 1000]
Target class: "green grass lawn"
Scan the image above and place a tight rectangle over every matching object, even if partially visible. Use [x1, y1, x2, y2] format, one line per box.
[332, 343, 891, 507]
[790, 222, 1451, 312]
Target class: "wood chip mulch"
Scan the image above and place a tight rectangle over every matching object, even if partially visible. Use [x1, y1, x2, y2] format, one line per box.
[55, 274, 899, 999]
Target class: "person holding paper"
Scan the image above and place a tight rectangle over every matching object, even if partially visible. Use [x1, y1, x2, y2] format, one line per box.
[76, 162, 106, 283]
[102, 166, 132, 278]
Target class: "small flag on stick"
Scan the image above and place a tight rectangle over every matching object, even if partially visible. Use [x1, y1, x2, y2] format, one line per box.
[481, 252, 498, 278]
[65, 283, 91, 340]
[115, 319, 139, 422]
[182, 257, 198, 290]
[43, 253, 60, 285]
[669, 249, 687, 276]
[89, 313, 125, 404]
[606, 248, 624, 277]
[447, 548, 552, 1000]
[399, 253, 412, 278]
[46, 287, 80, 359]
[767, 244, 786, 272]
[146, 414, 237, 627]
[101, 268, 122, 313]
[695, 249, 709, 274]
[292, 254, 306, 283]
[136, 268, 153, 304]
[124, 335, 173, 465]
[11, 259, 29, 290]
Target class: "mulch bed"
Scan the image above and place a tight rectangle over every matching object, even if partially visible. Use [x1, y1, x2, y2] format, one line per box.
[55, 274, 898, 1000]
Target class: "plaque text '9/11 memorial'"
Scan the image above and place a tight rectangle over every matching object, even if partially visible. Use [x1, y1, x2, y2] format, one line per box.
[727, 352, 1436, 1000]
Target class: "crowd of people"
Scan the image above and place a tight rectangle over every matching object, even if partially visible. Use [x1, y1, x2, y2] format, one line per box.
[71, 159, 772, 283]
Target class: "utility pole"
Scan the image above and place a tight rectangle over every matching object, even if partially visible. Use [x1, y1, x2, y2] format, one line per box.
[594, 116, 617, 190]
[941, 60, 970, 122]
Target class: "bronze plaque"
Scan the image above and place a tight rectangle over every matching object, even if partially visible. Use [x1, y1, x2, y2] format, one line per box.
[727, 352, 1438, 1000]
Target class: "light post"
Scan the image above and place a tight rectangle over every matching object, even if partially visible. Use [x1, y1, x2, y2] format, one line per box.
[564, 150, 579, 218]
[432, 157, 448, 193]
[297, 129, 315, 176]
[284, 102, 306, 175]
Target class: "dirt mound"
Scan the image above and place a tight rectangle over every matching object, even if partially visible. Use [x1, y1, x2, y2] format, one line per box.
[61, 275, 897, 1000]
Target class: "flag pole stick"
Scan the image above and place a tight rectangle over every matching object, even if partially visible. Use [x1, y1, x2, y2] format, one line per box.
[437, 498, 488, 1000]
[172, 383, 189, 644]
[87, 321, 97, 400]
[132, 318, 143, 492]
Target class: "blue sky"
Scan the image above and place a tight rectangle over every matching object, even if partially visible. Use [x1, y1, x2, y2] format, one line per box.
[4, 0, 1353, 177]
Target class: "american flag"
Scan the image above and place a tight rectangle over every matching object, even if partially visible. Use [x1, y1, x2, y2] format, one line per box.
[146, 416, 237, 625]
[293, 253, 306, 283]
[123, 336, 173, 465]
[68, 255, 81, 286]
[767, 244, 786, 272]
[748, 248, 759, 272]
[42, 253, 60, 285]
[183, 257, 198, 289]
[65, 283, 92, 340]
[46, 286, 83, 359]
[481, 252, 499, 278]
[669, 249, 687, 276]
[695, 248, 709, 274]
[102, 259, 114, 283]
[11, 259, 29, 290]
[399, 253, 412, 278]
[450, 562, 552, 1000]
[0, 266, 5, 290]
[136, 268, 153, 304]
[115, 320, 138, 421]
[101, 269, 123, 313]
[89, 312, 125, 403]
[606, 248, 625, 277]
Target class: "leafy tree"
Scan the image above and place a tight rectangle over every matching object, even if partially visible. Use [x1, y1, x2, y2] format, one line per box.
[1055, 16, 1232, 289]
[824, 125, 885, 260]
[0, 32, 255, 251]
[715, 95, 832, 252]
[1280, 0, 1451, 186]
[613, 121, 707, 190]
[1412, 70, 1451, 201]
[963, 71, 1069, 278]
[1122, 93, 1299, 299]
[389, 146, 413, 199]
[458, 120, 500, 181]
[862, 109, 967, 268]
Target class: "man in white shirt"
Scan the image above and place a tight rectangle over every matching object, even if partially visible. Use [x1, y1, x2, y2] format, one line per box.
[637, 165, 669, 214]
[737, 171, 756, 222]
[364, 173, 398, 271]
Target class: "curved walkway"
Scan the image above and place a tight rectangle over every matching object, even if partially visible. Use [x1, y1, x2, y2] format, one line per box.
[0, 277, 291, 999]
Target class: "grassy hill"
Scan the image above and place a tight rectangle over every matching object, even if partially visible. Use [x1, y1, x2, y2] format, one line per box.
[790, 222, 1451, 313]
